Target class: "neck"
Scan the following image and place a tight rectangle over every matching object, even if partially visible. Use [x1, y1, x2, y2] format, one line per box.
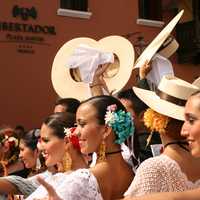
[69, 149, 88, 170]
[164, 141, 189, 152]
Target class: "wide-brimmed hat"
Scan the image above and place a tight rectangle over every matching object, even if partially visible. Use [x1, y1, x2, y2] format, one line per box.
[133, 75, 199, 120]
[134, 10, 183, 69]
[52, 36, 135, 100]
[51, 10, 184, 100]
[157, 35, 179, 58]
[192, 76, 200, 88]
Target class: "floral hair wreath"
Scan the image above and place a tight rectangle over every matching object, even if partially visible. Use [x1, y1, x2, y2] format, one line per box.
[1, 135, 19, 148]
[104, 104, 135, 144]
[64, 127, 80, 150]
[0, 135, 19, 176]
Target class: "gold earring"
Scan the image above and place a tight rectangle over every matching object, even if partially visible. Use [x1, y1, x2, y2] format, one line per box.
[97, 141, 106, 162]
[62, 152, 72, 172]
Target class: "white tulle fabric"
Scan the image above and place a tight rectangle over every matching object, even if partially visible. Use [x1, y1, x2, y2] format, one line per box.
[26, 169, 103, 200]
[67, 44, 114, 83]
[125, 154, 200, 197]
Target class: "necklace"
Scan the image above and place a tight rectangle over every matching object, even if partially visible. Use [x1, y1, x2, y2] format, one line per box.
[164, 141, 189, 152]
[105, 150, 122, 155]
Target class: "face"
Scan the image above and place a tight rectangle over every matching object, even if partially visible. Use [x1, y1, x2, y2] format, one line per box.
[181, 96, 200, 157]
[54, 104, 67, 113]
[19, 141, 38, 169]
[76, 103, 106, 154]
[39, 123, 66, 167]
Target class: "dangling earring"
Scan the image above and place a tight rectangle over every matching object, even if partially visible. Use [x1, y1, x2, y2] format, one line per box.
[97, 141, 106, 162]
[62, 152, 72, 172]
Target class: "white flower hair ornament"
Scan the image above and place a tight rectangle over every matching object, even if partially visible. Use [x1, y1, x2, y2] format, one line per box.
[104, 104, 135, 144]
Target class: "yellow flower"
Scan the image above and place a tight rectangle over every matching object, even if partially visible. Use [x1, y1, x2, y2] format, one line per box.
[144, 108, 169, 134]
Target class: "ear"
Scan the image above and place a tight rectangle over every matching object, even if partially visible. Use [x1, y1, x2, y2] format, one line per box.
[102, 125, 112, 140]
[63, 136, 70, 151]
[64, 135, 70, 144]
[35, 148, 40, 158]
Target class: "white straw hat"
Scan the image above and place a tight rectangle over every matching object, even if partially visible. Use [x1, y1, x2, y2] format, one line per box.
[133, 75, 199, 120]
[51, 36, 134, 100]
[192, 77, 200, 88]
[134, 10, 184, 69]
[158, 35, 179, 58]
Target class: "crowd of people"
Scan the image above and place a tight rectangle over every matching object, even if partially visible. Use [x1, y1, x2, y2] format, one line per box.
[1, 10, 200, 200]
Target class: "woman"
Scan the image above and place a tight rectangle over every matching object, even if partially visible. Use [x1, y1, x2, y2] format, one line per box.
[124, 75, 200, 197]
[0, 129, 44, 198]
[0, 112, 82, 198]
[27, 95, 135, 200]
[123, 91, 200, 200]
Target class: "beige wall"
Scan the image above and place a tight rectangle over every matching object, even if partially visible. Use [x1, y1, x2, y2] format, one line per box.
[0, 0, 199, 129]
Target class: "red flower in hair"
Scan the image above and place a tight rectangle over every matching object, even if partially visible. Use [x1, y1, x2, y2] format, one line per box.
[64, 127, 80, 151]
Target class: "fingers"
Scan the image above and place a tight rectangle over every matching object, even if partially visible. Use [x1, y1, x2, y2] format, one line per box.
[139, 59, 152, 79]
[94, 63, 110, 77]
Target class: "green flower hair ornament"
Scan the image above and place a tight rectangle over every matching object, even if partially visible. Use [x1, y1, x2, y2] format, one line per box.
[105, 104, 135, 144]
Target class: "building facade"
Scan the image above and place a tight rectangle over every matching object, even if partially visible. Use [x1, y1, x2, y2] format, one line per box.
[0, 0, 199, 129]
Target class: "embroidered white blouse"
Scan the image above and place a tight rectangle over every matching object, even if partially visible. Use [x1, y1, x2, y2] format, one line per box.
[26, 168, 103, 200]
[125, 154, 200, 197]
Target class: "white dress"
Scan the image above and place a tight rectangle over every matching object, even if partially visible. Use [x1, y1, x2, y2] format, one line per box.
[26, 168, 103, 200]
[125, 154, 200, 197]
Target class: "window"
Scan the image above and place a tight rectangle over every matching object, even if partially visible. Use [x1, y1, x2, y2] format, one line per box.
[137, 0, 164, 27]
[58, 0, 91, 19]
[138, 0, 162, 21]
[60, 0, 88, 11]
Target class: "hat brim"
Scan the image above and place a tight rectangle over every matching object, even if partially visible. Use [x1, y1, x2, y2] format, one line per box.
[134, 10, 184, 68]
[192, 77, 200, 88]
[132, 86, 184, 121]
[51, 36, 134, 100]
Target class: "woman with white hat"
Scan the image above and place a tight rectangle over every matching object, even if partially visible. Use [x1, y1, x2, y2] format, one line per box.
[124, 75, 200, 197]
[123, 90, 200, 200]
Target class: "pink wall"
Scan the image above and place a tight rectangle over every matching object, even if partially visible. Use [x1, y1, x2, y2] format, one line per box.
[0, 0, 199, 129]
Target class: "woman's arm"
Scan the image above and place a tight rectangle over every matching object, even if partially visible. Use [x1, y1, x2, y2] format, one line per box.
[0, 179, 18, 194]
[0, 175, 38, 197]
[90, 63, 110, 96]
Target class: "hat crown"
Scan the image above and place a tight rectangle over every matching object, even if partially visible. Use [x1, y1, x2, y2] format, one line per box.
[158, 75, 199, 100]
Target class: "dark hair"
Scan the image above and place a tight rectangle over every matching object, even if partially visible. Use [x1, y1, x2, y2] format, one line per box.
[15, 125, 25, 132]
[55, 98, 80, 114]
[43, 112, 76, 139]
[81, 95, 127, 125]
[117, 89, 148, 116]
[21, 129, 40, 151]
[166, 118, 184, 139]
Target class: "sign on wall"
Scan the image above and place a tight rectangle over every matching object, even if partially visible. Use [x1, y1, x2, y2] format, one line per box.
[0, 5, 57, 54]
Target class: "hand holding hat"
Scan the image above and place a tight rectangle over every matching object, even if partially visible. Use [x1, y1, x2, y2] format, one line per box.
[51, 10, 184, 100]
[52, 36, 135, 100]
